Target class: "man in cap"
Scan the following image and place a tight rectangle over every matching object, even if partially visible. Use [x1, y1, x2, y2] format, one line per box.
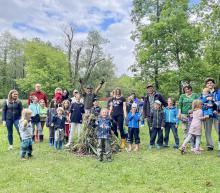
[143, 83, 167, 139]
[79, 79, 105, 113]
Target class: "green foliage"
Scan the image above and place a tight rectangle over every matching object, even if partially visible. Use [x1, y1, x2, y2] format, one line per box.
[16, 40, 71, 99]
[131, 0, 220, 96]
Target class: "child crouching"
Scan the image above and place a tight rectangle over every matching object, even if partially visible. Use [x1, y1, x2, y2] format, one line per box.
[127, 103, 141, 152]
[96, 108, 113, 162]
[52, 107, 66, 150]
[19, 109, 33, 160]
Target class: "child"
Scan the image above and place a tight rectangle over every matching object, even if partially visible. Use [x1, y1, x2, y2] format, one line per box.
[62, 100, 71, 143]
[19, 109, 33, 160]
[39, 99, 48, 141]
[51, 107, 66, 150]
[180, 100, 206, 154]
[127, 103, 141, 152]
[53, 88, 63, 106]
[91, 98, 101, 117]
[96, 108, 113, 162]
[46, 99, 57, 147]
[139, 97, 145, 127]
[65, 94, 85, 147]
[149, 100, 164, 150]
[29, 96, 42, 142]
[201, 88, 215, 118]
[163, 98, 179, 148]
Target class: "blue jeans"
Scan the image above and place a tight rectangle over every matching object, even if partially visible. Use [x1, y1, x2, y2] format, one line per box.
[164, 122, 179, 146]
[21, 138, 33, 158]
[6, 119, 20, 145]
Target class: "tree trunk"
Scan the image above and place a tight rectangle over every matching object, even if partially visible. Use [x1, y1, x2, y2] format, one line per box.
[73, 47, 82, 87]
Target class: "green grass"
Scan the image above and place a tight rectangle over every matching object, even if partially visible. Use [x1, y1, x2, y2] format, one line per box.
[0, 125, 220, 193]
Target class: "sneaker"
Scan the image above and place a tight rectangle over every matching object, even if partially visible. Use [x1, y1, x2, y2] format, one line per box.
[65, 142, 72, 148]
[148, 145, 152, 150]
[8, 145, 13, 150]
[179, 146, 186, 155]
[194, 149, 201, 155]
[107, 157, 113, 162]
[163, 144, 169, 148]
[207, 147, 214, 151]
[156, 145, 161, 150]
[173, 145, 179, 149]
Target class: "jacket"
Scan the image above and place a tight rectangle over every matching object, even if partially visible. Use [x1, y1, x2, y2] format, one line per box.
[19, 120, 33, 140]
[128, 112, 141, 128]
[164, 106, 179, 124]
[28, 91, 48, 107]
[70, 102, 85, 123]
[2, 100, 23, 121]
[52, 115, 66, 130]
[143, 92, 167, 118]
[97, 117, 112, 139]
[149, 109, 165, 128]
[29, 103, 40, 116]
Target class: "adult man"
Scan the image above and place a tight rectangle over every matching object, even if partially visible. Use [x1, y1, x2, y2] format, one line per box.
[28, 83, 48, 107]
[79, 79, 105, 113]
[203, 78, 219, 151]
[143, 83, 167, 139]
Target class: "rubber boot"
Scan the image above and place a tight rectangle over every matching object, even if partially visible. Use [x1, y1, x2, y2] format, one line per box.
[134, 144, 139, 152]
[120, 139, 126, 149]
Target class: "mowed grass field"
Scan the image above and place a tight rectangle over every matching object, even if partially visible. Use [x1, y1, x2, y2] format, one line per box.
[0, 124, 220, 193]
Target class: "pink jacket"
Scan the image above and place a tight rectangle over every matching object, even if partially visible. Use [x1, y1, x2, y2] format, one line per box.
[189, 109, 203, 136]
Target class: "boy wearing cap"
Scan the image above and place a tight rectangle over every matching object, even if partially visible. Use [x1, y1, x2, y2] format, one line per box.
[149, 100, 165, 149]
[127, 103, 141, 152]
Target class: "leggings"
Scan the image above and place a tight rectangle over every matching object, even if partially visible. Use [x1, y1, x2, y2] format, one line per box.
[112, 115, 125, 139]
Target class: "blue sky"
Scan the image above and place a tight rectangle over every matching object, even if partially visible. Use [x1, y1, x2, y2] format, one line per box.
[0, 0, 200, 75]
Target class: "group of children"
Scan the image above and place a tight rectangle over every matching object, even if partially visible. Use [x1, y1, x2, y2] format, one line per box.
[18, 86, 219, 161]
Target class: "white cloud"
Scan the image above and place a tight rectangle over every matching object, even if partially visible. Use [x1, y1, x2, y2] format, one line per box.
[0, 0, 135, 75]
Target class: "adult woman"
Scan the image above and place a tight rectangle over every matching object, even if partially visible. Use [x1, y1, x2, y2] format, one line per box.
[110, 88, 127, 149]
[178, 85, 199, 140]
[2, 90, 23, 150]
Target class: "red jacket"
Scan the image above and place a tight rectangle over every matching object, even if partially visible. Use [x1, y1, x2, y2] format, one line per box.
[28, 91, 48, 107]
[53, 93, 63, 104]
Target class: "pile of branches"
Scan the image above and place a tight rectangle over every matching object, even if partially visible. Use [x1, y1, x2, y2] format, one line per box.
[69, 114, 120, 156]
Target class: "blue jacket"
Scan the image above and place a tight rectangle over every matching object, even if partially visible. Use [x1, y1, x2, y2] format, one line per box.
[96, 117, 112, 139]
[128, 112, 141, 128]
[70, 102, 85, 123]
[164, 106, 179, 124]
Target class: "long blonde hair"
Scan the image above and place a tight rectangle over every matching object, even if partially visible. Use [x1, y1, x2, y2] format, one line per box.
[7, 89, 19, 102]
[192, 99, 202, 111]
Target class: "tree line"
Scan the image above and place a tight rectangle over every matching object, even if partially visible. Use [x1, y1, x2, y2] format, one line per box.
[0, 29, 116, 99]
[130, 0, 220, 99]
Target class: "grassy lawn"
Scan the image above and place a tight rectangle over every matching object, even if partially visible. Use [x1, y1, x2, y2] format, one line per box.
[0, 124, 220, 193]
